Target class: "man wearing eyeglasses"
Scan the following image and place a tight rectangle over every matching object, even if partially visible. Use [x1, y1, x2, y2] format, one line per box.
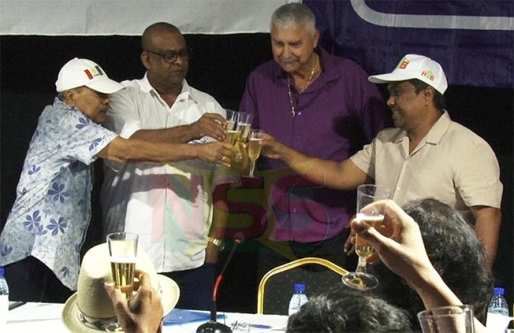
[101, 22, 229, 310]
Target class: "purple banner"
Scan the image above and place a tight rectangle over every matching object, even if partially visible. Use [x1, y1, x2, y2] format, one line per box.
[305, 0, 514, 88]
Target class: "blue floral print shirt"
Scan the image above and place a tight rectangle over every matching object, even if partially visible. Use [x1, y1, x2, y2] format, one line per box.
[0, 98, 117, 290]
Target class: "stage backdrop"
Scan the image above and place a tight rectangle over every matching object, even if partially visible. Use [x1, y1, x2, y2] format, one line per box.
[1, 0, 513, 88]
[306, 0, 514, 89]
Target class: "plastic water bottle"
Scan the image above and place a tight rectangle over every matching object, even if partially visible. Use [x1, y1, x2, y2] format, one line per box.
[288, 283, 308, 316]
[0, 267, 9, 328]
[488, 287, 510, 317]
[486, 287, 510, 332]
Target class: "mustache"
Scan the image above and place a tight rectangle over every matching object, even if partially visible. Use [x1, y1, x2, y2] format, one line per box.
[278, 56, 299, 63]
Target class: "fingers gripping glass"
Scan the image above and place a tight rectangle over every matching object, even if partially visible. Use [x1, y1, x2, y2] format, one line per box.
[342, 184, 391, 290]
[145, 47, 192, 63]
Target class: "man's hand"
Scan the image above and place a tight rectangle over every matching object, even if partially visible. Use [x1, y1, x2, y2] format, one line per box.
[350, 200, 435, 289]
[195, 142, 236, 167]
[190, 113, 227, 141]
[259, 133, 285, 159]
[105, 270, 163, 333]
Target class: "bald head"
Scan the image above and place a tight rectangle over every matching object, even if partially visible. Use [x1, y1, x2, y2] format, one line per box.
[141, 22, 182, 51]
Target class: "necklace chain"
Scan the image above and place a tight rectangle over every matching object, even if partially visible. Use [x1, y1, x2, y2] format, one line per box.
[287, 54, 317, 118]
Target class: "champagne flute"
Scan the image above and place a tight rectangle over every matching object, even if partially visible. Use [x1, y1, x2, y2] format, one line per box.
[238, 112, 254, 142]
[342, 184, 390, 290]
[247, 129, 264, 177]
[105, 232, 139, 332]
[234, 112, 253, 162]
[224, 109, 241, 145]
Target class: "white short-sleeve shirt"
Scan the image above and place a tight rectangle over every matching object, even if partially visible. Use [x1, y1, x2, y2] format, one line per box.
[101, 75, 226, 272]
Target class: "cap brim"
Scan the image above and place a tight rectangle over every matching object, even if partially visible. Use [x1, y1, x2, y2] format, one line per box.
[158, 274, 180, 315]
[86, 79, 124, 94]
[61, 275, 179, 332]
[368, 72, 416, 84]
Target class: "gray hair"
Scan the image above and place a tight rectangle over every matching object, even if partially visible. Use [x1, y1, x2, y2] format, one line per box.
[270, 3, 316, 35]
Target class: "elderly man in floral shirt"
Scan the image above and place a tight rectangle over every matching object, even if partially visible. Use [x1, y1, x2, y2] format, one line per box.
[0, 58, 233, 302]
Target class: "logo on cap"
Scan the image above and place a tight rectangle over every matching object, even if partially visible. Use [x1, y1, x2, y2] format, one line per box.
[398, 58, 410, 69]
[84, 66, 104, 80]
[421, 70, 435, 81]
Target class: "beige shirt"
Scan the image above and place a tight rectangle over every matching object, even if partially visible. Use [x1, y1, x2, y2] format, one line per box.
[351, 111, 502, 223]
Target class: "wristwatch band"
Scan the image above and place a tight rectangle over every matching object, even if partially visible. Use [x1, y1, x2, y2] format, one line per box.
[208, 237, 225, 251]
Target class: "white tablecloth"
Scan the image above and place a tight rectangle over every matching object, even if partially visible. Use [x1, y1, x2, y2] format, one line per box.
[4, 302, 288, 333]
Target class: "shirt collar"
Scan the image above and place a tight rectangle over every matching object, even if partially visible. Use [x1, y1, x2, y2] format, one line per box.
[273, 46, 339, 84]
[424, 110, 451, 144]
[140, 73, 195, 103]
[394, 110, 451, 145]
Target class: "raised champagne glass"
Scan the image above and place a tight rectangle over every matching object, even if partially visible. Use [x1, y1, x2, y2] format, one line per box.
[247, 129, 264, 177]
[224, 109, 241, 146]
[105, 232, 139, 332]
[234, 112, 253, 162]
[342, 184, 390, 290]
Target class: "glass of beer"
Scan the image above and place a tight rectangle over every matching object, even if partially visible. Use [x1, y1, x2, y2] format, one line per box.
[247, 129, 264, 177]
[342, 184, 390, 290]
[107, 232, 138, 298]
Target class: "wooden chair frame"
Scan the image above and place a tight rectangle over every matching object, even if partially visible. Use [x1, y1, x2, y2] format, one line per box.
[256, 257, 348, 314]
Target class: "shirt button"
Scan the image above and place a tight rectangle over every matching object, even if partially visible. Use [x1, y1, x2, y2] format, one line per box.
[297, 112, 302, 116]
[396, 187, 401, 191]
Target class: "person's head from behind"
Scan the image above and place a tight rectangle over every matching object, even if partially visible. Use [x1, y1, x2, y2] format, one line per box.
[56, 58, 123, 124]
[140, 22, 190, 91]
[286, 284, 413, 333]
[375, 198, 493, 324]
[405, 198, 493, 319]
[368, 54, 447, 131]
[270, 3, 319, 74]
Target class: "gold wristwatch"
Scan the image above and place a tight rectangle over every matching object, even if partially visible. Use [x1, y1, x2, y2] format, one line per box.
[208, 237, 225, 251]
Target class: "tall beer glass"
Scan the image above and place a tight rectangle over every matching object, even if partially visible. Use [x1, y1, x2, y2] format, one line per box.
[107, 232, 138, 298]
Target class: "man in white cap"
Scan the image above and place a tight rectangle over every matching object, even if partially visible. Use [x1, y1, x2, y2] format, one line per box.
[0, 58, 234, 303]
[260, 54, 502, 269]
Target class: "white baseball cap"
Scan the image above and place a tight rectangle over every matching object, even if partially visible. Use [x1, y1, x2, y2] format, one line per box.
[55, 58, 124, 94]
[369, 54, 448, 94]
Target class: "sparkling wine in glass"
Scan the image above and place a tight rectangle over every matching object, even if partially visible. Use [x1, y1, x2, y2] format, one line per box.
[238, 112, 254, 142]
[342, 184, 390, 290]
[247, 129, 264, 177]
[105, 232, 139, 332]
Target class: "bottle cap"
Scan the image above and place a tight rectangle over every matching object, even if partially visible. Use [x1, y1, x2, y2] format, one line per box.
[494, 287, 505, 295]
[294, 283, 305, 292]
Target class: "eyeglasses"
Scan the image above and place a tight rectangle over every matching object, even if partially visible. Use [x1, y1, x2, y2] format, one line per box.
[145, 47, 192, 63]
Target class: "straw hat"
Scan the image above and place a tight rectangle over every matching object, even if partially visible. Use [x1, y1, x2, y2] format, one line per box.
[62, 243, 180, 333]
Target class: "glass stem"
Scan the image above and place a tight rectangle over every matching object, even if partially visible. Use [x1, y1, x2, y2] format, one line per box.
[249, 160, 256, 176]
[355, 256, 368, 274]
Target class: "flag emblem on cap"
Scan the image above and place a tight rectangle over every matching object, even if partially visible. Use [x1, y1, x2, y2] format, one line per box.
[83, 66, 104, 80]
[398, 58, 410, 69]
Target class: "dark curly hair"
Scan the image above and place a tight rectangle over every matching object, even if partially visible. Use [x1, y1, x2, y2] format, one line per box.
[373, 198, 493, 328]
[287, 283, 413, 333]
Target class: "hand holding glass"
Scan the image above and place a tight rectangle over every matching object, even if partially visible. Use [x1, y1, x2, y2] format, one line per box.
[247, 129, 264, 177]
[342, 184, 390, 290]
